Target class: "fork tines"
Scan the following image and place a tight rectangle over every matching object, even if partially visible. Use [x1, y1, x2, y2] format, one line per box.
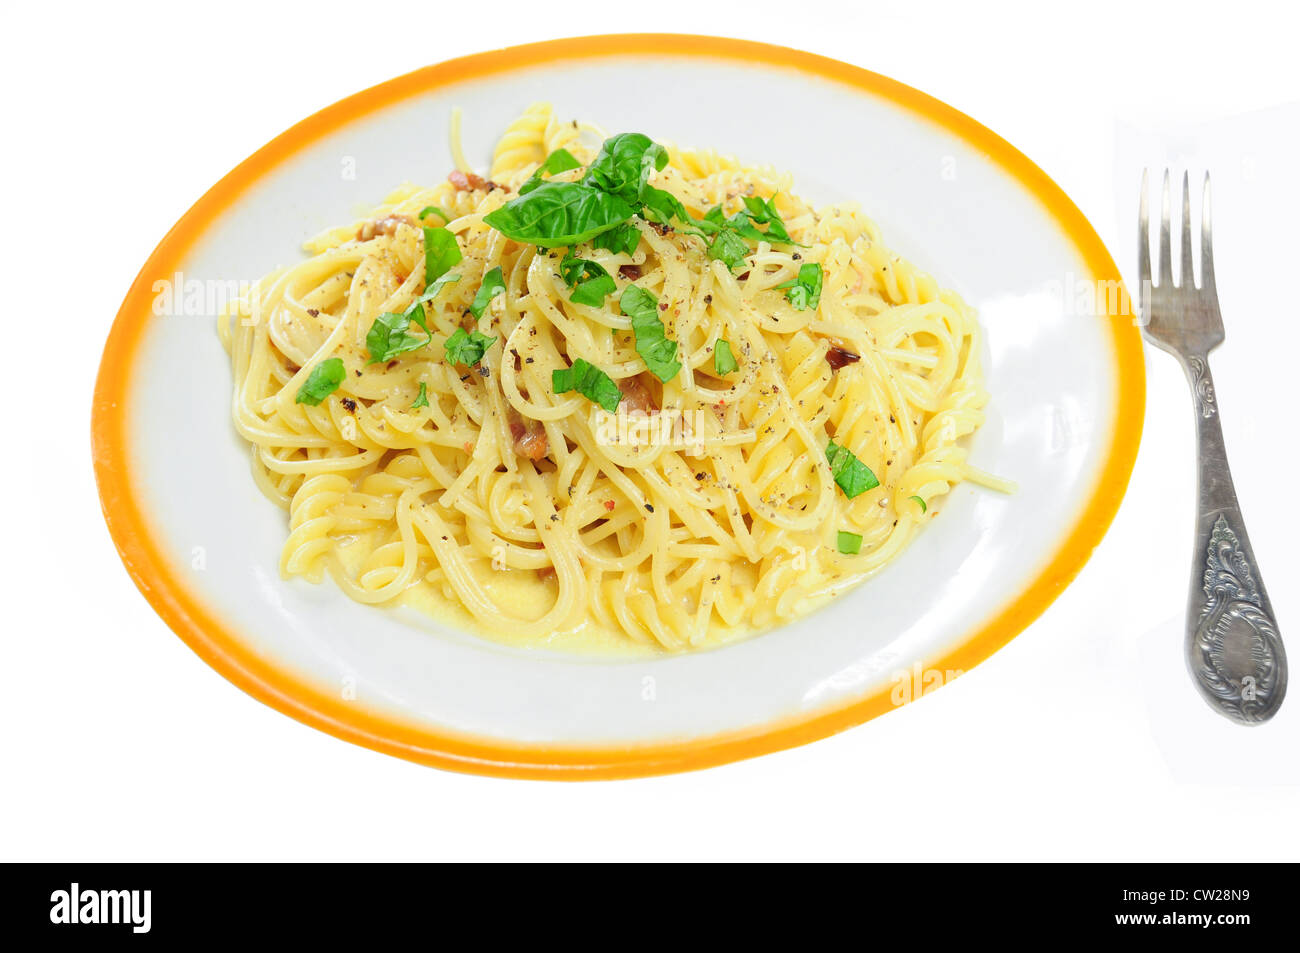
[1139, 169, 1216, 294]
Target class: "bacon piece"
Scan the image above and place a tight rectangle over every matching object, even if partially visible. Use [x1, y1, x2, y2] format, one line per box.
[448, 170, 497, 192]
[537, 566, 556, 581]
[825, 342, 861, 371]
[619, 374, 658, 415]
[356, 214, 413, 241]
[618, 264, 642, 281]
[508, 412, 549, 462]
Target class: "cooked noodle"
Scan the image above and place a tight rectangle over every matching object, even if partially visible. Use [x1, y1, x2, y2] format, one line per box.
[219, 104, 1008, 652]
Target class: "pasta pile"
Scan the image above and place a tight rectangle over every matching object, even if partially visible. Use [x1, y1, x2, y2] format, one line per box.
[220, 103, 1004, 652]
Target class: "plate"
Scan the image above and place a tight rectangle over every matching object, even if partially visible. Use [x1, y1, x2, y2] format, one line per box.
[92, 34, 1144, 778]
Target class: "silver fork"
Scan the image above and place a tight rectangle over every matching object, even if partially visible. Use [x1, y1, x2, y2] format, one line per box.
[1139, 170, 1286, 724]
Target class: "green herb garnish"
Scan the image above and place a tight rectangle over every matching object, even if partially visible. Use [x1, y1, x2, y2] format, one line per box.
[418, 205, 452, 223]
[443, 327, 496, 367]
[366, 306, 432, 364]
[482, 132, 801, 268]
[482, 181, 635, 248]
[410, 381, 429, 409]
[363, 277, 459, 365]
[777, 262, 823, 311]
[423, 226, 462, 285]
[714, 339, 738, 376]
[619, 286, 680, 383]
[707, 229, 751, 272]
[909, 495, 927, 514]
[836, 531, 863, 555]
[559, 254, 618, 307]
[552, 358, 623, 413]
[582, 133, 667, 203]
[519, 148, 582, 195]
[741, 195, 798, 243]
[413, 272, 460, 307]
[591, 223, 641, 257]
[295, 357, 346, 405]
[703, 205, 762, 241]
[825, 439, 879, 499]
[469, 266, 506, 320]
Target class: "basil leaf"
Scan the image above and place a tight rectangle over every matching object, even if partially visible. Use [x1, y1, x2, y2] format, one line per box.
[583, 133, 667, 203]
[469, 266, 506, 320]
[410, 381, 430, 409]
[909, 495, 927, 514]
[742, 196, 770, 221]
[559, 254, 617, 307]
[418, 205, 452, 223]
[519, 148, 582, 195]
[591, 223, 641, 257]
[295, 357, 346, 405]
[740, 195, 799, 243]
[551, 358, 623, 413]
[836, 530, 863, 555]
[727, 211, 765, 241]
[825, 439, 879, 499]
[714, 339, 738, 376]
[776, 262, 824, 311]
[367, 309, 432, 363]
[708, 229, 750, 271]
[414, 272, 460, 308]
[707, 205, 762, 240]
[762, 214, 796, 244]
[620, 285, 680, 383]
[483, 181, 634, 247]
[424, 227, 462, 285]
[443, 327, 496, 367]
[640, 185, 707, 234]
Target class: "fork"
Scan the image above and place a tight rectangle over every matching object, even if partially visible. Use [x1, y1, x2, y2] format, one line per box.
[1139, 170, 1287, 724]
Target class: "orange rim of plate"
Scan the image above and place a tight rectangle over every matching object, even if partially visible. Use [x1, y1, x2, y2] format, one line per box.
[91, 34, 1145, 780]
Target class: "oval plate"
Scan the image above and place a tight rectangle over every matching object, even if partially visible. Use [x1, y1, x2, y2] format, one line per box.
[92, 35, 1143, 779]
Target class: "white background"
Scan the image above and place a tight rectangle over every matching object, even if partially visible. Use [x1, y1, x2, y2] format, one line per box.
[3, 0, 1298, 861]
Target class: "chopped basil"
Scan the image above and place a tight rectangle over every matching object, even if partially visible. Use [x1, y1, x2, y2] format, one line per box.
[559, 254, 618, 307]
[640, 184, 702, 233]
[591, 223, 641, 257]
[519, 148, 582, 195]
[836, 530, 863, 555]
[443, 327, 495, 367]
[418, 205, 452, 223]
[481, 132, 798, 262]
[482, 181, 635, 247]
[410, 381, 430, 409]
[740, 195, 799, 243]
[708, 229, 750, 271]
[825, 439, 879, 498]
[777, 262, 823, 311]
[364, 277, 459, 365]
[714, 339, 738, 376]
[414, 272, 460, 307]
[619, 285, 680, 383]
[552, 358, 623, 413]
[582, 133, 667, 204]
[295, 357, 346, 405]
[909, 495, 927, 514]
[366, 306, 432, 364]
[704, 205, 763, 241]
[469, 266, 506, 320]
[423, 226, 462, 286]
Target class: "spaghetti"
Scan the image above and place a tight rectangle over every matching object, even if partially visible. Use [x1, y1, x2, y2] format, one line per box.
[219, 104, 1006, 652]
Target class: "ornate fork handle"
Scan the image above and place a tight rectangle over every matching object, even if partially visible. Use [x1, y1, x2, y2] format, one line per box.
[1184, 356, 1287, 723]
